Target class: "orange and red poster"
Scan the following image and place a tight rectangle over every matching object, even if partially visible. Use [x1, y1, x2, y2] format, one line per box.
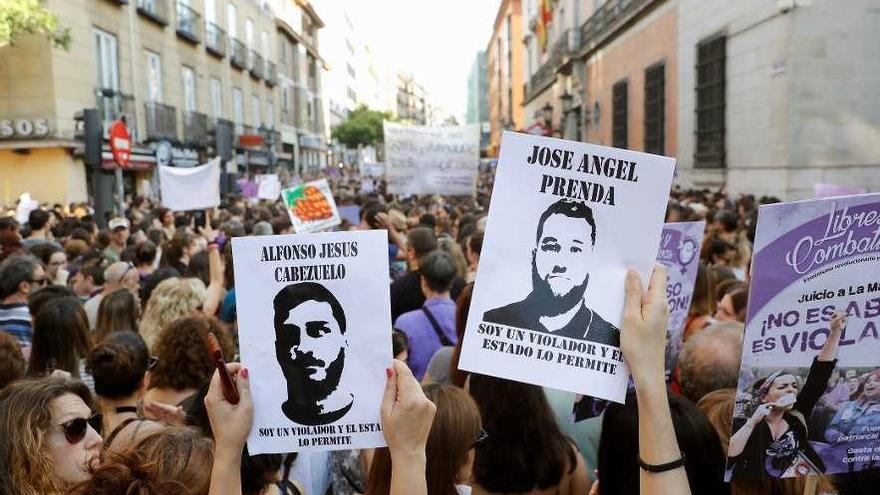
[281, 179, 341, 233]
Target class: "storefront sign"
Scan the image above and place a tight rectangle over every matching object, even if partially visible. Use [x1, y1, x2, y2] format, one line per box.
[154, 140, 200, 167]
[0, 118, 50, 139]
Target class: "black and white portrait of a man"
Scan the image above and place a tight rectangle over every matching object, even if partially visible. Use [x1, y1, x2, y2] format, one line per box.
[274, 282, 354, 425]
[482, 198, 620, 346]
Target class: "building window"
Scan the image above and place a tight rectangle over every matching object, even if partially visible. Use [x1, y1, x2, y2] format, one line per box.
[251, 94, 261, 127]
[266, 100, 274, 128]
[279, 38, 287, 65]
[233, 87, 244, 133]
[181, 66, 196, 113]
[146, 51, 163, 103]
[644, 62, 665, 155]
[695, 34, 726, 168]
[245, 19, 254, 48]
[347, 87, 356, 103]
[346, 63, 355, 79]
[612, 79, 628, 149]
[281, 84, 290, 110]
[227, 3, 237, 38]
[93, 29, 119, 93]
[210, 77, 222, 119]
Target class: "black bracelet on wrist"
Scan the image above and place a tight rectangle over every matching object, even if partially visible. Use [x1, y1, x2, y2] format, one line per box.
[638, 453, 686, 473]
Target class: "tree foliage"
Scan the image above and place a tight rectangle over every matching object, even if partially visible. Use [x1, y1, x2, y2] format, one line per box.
[0, 0, 70, 50]
[331, 105, 393, 148]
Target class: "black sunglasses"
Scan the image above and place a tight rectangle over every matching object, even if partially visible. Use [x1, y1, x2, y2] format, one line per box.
[148, 356, 159, 370]
[29, 277, 48, 287]
[60, 413, 103, 444]
[473, 428, 489, 447]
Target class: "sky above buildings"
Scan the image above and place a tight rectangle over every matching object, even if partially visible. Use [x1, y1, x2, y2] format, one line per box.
[320, 0, 500, 123]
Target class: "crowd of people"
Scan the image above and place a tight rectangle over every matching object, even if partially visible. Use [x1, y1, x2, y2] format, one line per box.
[0, 165, 877, 495]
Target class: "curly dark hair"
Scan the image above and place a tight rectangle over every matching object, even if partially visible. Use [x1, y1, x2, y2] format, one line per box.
[148, 316, 233, 391]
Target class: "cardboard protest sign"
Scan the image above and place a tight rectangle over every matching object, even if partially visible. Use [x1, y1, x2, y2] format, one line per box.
[158, 157, 221, 211]
[232, 230, 392, 454]
[458, 131, 676, 403]
[727, 193, 880, 479]
[257, 174, 282, 200]
[281, 179, 341, 233]
[657, 221, 705, 373]
[383, 122, 480, 196]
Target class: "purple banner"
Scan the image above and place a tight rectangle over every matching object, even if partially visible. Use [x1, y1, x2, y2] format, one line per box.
[748, 198, 880, 324]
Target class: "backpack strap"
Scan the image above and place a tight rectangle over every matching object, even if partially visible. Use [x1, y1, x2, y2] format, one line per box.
[422, 306, 453, 347]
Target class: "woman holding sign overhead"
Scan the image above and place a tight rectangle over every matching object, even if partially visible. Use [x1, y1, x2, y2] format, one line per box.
[728, 313, 847, 478]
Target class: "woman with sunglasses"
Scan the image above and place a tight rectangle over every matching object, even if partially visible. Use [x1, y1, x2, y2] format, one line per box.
[86, 330, 164, 453]
[0, 376, 103, 495]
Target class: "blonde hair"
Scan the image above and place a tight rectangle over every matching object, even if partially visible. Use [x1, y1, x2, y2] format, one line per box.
[438, 237, 468, 279]
[139, 278, 207, 349]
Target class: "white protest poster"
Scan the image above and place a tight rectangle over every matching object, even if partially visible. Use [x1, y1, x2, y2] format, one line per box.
[281, 179, 341, 233]
[458, 131, 676, 403]
[158, 157, 221, 211]
[384, 122, 480, 196]
[727, 193, 880, 479]
[257, 174, 282, 200]
[359, 161, 385, 179]
[657, 221, 705, 373]
[232, 230, 392, 454]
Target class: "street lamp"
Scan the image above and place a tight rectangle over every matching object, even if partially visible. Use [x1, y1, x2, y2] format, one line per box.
[560, 92, 573, 114]
[542, 102, 554, 127]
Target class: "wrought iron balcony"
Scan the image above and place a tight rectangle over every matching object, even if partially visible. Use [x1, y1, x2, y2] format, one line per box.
[205, 22, 226, 57]
[176, 1, 201, 43]
[523, 29, 580, 103]
[95, 88, 138, 141]
[249, 51, 264, 79]
[230, 38, 247, 69]
[182, 111, 208, 146]
[265, 62, 277, 86]
[137, 0, 169, 26]
[144, 101, 177, 142]
[580, 0, 652, 53]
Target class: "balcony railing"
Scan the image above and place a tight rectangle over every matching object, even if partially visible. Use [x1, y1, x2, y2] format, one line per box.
[95, 88, 138, 141]
[230, 38, 247, 69]
[249, 51, 264, 79]
[524, 28, 580, 103]
[137, 0, 169, 26]
[176, 1, 201, 43]
[580, 0, 652, 53]
[182, 111, 208, 146]
[144, 101, 177, 142]
[205, 22, 226, 57]
[265, 62, 277, 86]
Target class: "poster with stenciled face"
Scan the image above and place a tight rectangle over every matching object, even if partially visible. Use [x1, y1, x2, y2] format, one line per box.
[232, 230, 391, 454]
[458, 131, 675, 403]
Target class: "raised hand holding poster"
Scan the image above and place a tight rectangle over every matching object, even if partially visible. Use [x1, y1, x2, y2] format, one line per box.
[458, 131, 675, 403]
[232, 230, 391, 454]
[281, 179, 341, 233]
[727, 193, 880, 479]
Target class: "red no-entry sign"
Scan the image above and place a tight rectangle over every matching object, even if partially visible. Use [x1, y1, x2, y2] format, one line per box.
[109, 119, 131, 168]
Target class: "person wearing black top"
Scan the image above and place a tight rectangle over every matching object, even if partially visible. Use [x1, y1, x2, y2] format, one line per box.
[390, 227, 466, 321]
[728, 313, 846, 478]
[482, 198, 619, 346]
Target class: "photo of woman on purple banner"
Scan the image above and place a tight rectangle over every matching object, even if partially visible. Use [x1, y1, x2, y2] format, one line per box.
[728, 313, 846, 478]
[821, 368, 880, 472]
